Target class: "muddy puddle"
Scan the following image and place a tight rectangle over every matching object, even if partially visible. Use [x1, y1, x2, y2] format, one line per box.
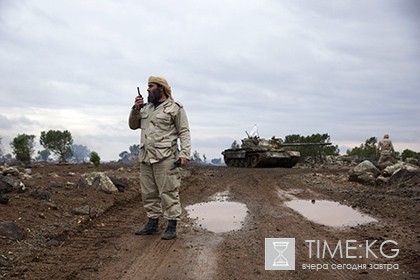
[286, 199, 378, 227]
[186, 192, 248, 233]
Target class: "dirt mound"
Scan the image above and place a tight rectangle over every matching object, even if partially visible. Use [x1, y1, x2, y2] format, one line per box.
[0, 163, 419, 279]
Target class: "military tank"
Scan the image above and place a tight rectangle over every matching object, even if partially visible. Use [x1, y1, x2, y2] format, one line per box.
[222, 135, 330, 168]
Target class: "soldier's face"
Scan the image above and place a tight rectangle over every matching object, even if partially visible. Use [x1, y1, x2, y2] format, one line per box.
[147, 83, 163, 104]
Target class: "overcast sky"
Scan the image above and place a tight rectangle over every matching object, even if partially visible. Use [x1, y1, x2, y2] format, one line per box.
[1, 0, 419, 161]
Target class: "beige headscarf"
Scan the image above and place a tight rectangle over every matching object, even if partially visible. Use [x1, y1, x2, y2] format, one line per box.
[148, 76, 173, 100]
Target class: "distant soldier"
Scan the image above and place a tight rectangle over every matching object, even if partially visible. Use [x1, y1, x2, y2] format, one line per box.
[377, 134, 395, 164]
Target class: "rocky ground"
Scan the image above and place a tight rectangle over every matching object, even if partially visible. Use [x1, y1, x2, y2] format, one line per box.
[0, 161, 419, 280]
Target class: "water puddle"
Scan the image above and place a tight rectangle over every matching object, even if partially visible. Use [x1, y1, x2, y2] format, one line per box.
[186, 193, 248, 233]
[286, 199, 378, 227]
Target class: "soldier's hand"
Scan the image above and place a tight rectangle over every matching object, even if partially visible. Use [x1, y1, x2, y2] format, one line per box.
[180, 157, 189, 167]
[134, 96, 144, 110]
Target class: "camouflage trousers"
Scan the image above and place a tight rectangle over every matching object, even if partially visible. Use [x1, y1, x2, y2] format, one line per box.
[140, 157, 182, 220]
[378, 152, 396, 165]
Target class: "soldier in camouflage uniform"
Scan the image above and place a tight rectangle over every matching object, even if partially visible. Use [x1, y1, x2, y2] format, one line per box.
[129, 76, 191, 240]
[377, 134, 395, 165]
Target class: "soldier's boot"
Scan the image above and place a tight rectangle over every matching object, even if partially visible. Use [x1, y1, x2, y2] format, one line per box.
[135, 218, 159, 235]
[161, 220, 177, 240]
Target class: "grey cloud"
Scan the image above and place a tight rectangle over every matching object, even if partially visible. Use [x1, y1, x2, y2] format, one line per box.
[0, 114, 12, 129]
[0, 0, 419, 161]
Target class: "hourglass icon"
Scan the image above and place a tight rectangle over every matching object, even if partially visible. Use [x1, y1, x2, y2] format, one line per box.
[272, 241, 289, 266]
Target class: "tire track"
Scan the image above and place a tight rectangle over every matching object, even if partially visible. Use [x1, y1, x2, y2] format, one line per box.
[23, 192, 144, 279]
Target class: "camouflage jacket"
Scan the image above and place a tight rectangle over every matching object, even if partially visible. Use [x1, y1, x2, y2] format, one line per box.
[129, 99, 191, 163]
[377, 139, 394, 154]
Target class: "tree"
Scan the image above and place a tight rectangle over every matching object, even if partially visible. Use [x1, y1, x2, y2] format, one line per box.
[90, 151, 101, 167]
[191, 150, 202, 163]
[10, 134, 36, 165]
[40, 130, 74, 162]
[119, 151, 129, 159]
[71, 144, 91, 163]
[129, 144, 140, 156]
[401, 149, 420, 161]
[284, 133, 339, 162]
[36, 149, 51, 162]
[346, 137, 377, 160]
[119, 144, 139, 162]
[231, 140, 240, 149]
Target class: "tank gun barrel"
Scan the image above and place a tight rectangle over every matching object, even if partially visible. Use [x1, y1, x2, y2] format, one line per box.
[281, 142, 332, 146]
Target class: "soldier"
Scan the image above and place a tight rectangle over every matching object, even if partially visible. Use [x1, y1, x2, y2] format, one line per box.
[129, 76, 191, 240]
[377, 134, 395, 164]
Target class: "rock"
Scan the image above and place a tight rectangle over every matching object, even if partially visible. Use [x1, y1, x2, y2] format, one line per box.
[50, 182, 63, 188]
[0, 194, 9, 204]
[48, 172, 61, 179]
[93, 175, 118, 194]
[383, 162, 405, 176]
[0, 175, 13, 194]
[20, 173, 32, 180]
[325, 155, 335, 164]
[337, 155, 354, 164]
[2, 167, 19, 177]
[16, 182, 27, 192]
[79, 172, 119, 194]
[353, 160, 380, 176]
[45, 202, 58, 210]
[405, 157, 419, 166]
[30, 190, 50, 200]
[0, 255, 9, 267]
[72, 205, 91, 215]
[349, 172, 377, 185]
[0, 221, 25, 240]
[109, 177, 128, 192]
[383, 162, 419, 177]
[388, 168, 420, 188]
[66, 182, 76, 188]
[0, 174, 25, 194]
[376, 175, 390, 185]
[348, 160, 380, 185]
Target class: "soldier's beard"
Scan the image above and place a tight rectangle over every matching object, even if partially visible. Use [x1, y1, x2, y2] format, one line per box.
[147, 88, 163, 105]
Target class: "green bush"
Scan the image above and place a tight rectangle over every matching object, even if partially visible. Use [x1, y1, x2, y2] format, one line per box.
[401, 149, 420, 161]
[90, 151, 100, 167]
[10, 134, 36, 165]
[346, 137, 377, 160]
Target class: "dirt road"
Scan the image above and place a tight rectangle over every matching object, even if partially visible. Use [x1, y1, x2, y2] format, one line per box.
[1, 164, 419, 279]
